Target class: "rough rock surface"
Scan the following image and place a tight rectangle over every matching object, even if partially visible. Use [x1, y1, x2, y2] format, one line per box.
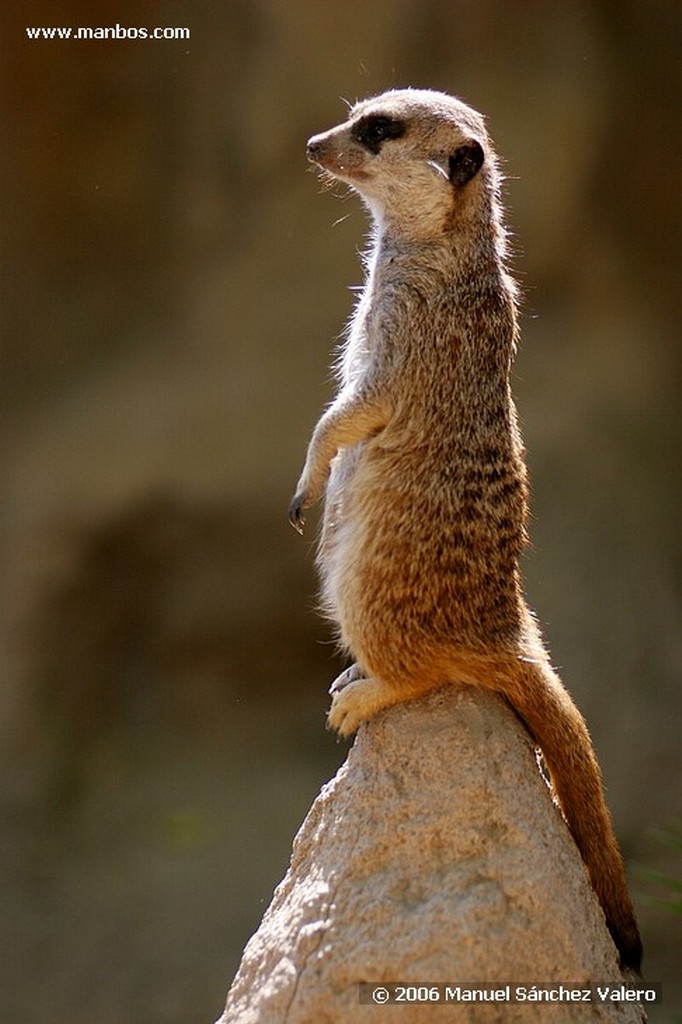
[218, 685, 645, 1023]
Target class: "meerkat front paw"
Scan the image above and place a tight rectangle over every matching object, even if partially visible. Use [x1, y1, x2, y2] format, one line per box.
[327, 677, 395, 737]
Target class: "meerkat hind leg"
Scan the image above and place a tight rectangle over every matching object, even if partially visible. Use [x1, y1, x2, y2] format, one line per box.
[327, 675, 402, 737]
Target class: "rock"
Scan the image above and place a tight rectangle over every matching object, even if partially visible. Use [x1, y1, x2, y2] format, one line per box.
[217, 685, 645, 1023]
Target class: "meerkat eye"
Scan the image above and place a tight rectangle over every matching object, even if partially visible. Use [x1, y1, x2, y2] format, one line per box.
[352, 114, 406, 154]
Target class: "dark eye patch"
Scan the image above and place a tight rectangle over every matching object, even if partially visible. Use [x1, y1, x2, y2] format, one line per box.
[351, 114, 406, 154]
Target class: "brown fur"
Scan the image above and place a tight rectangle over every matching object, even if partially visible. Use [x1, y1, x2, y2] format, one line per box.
[289, 89, 642, 971]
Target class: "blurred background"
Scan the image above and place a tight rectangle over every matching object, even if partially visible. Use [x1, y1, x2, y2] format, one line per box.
[1, 1, 680, 1021]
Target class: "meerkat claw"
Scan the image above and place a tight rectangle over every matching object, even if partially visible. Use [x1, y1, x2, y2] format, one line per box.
[329, 663, 363, 695]
[288, 495, 306, 534]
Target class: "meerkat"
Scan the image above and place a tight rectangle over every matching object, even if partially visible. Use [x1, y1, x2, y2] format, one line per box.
[288, 88, 642, 971]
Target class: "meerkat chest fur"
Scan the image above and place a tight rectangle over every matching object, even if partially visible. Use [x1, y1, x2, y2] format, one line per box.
[345, 227, 519, 444]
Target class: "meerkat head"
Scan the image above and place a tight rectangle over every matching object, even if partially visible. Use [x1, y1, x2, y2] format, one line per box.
[306, 88, 496, 239]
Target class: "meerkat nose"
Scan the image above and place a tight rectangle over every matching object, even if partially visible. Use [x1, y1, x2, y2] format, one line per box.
[306, 135, 326, 162]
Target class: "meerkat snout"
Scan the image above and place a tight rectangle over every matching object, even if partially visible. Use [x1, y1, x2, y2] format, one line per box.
[306, 128, 365, 179]
[306, 135, 326, 162]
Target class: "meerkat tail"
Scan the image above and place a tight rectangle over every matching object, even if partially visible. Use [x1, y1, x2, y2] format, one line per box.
[469, 657, 643, 971]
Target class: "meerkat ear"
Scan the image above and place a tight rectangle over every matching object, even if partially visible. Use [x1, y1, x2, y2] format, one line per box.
[448, 141, 484, 187]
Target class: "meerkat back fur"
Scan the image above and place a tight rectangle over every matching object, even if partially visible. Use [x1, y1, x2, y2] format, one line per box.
[289, 88, 642, 971]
